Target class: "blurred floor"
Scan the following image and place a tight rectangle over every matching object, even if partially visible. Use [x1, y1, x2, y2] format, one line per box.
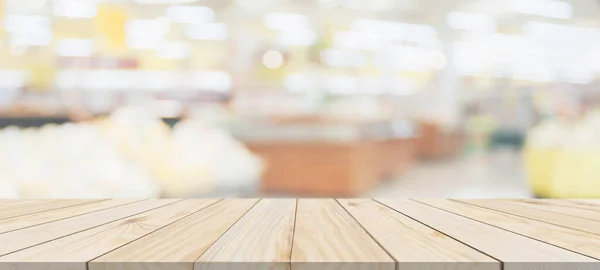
[369, 151, 533, 198]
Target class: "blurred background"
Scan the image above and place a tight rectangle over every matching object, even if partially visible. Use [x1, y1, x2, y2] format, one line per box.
[0, 0, 599, 199]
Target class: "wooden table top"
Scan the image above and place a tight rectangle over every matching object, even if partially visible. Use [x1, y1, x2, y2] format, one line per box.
[1, 199, 600, 270]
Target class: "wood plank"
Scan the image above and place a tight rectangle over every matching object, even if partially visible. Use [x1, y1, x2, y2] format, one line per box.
[562, 200, 600, 212]
[0, 199, 178, 256]
[196, 199, 296, 270]
[291, 199, 395, 270]
[502, 199, 600, 221]
[0, 200, 101, 220]
[0, 200, 141, 233]
[377, 199, 599, 270]
[572, 200, 600, 204]
[338, 199, 499, 270]
[0, 200, 57, 211]
[459, 199, 600, 235]
[417, 199, 600, 260]
[0, 199, 219, 270]
[90, 199, 259, 270]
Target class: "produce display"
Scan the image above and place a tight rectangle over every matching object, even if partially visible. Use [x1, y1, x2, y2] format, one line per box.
[525, 109, 600, 198]
[0, 106, 264, 199]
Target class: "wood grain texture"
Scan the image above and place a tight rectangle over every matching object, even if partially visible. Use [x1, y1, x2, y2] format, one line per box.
[0, 199, 599, 270]
[460, 199, 600, 235]
[90, 199, 258, 270]
[377, 199, 599, 270]
[0, 200, 100, 220]
[0, 199, 141, 233]
[0, 199, 217, 270]
[571, 200, 600, 206]
[338, 199, 499, 270]
[196, 199, 296, 270]
[502, 199, 600, 221]
[562, 200, 600, 212]
[291, 199, 395, 270]
[417, 199, 600, 260]
[0, 199, 178, 256]
[0, 200, 56, 212]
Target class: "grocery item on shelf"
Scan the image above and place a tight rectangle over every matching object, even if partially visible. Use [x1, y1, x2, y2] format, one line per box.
[523, 119, 566, 197]
[0, 105, 264, 199]
[0, 123, 161, 199]
[525, 111, 600, 198]
[171, 116, 264, 196]
[98, 106, 178, 196]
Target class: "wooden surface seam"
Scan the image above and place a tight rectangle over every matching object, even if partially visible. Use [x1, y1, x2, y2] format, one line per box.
[0, 199, 599, 270]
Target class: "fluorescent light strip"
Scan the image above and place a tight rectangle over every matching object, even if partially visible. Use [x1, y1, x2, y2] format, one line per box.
[185, 23, 228, 41]
[509, 0, 572, 19]
[166, 5, 215, 24]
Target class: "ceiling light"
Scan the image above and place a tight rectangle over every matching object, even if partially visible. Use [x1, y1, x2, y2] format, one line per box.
[278, 29, 316, 46]
[320, 49, 367, 68]
[125, 18, 171, 40]
[132, 0, 200, 4]
[317, 0, 338, 8]
[185, 23, 228, 41]
[156, 41, 191, 59]
[264, 12, 310, 31]
[284, 73, 315, 93]
[3, 15, 50, 32]
[428, 51, 448, 70]
[262, 50, 284, 69]
[166, 5, 215, 24]
[10, 30, 53, 46]
[524, 21, 600, 45]
[53, 0, 98, 18]
[28, 0, 47, 9]
[509, 0, 572, 19]
[351, 19, 438, 46]
[447, 11, 497, 33]
[56, 39, 94, 57]
[186, 71, 232, 92]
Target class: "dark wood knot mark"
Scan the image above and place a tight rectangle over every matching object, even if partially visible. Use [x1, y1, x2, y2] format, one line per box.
[120, 216, 148, 225]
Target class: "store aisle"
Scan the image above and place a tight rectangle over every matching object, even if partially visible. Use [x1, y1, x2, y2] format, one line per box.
[369, 151, 533, 198]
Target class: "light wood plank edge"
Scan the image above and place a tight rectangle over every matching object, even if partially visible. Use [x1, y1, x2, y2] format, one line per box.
[89, 199, 257, 270]
[378, 199, 600, 270]
[372, 199, 506, 268]
[191, 199, 273, 270]
[334, 199, 399, 264]
[412, 200, 600, 260]
[0, 199, 184, 259]
[340, 199, 501, 270]
[413, 199, 600, 262]
[88, 199, 261, 270]
[0, 200, 108, 221]
[194, 199, 297, 270]
[0, 200, 224, 270]
[196, 199, 398, 270]
[86, 199, 227, 266]
[0, 200, 147, 234]
[564, 200, 600, 213]
[454, 199, 600, 236]
[89, 198, 265, 270]
[89, 198, 230, 270]
[291, 199, 395, 270]
[500, 199, 600, 222]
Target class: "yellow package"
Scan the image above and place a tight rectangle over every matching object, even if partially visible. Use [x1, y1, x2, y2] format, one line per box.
[551, 150, 600, 198]
[523, 147, 559, 198]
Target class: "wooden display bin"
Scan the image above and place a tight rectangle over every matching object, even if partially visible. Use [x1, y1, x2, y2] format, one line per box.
[247, 138, 415, 197]
[379, 138, 417, 180]
[417, 122, 464, 159]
